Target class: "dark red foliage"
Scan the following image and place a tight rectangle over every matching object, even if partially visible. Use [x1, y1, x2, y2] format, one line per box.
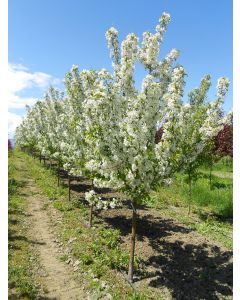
[213, 124, 233, 157]
[154, 122, 233, 158]
[8, 139, 13, 151]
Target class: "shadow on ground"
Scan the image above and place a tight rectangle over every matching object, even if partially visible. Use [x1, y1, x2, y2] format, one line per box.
[101, 212, 232, 300]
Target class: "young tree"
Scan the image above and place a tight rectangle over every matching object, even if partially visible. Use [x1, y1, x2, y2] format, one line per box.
[82, 12, 186, 282]
[176, 76, 229, 211]
[8, 139, 13, 151]
[15, 12, 230, 284]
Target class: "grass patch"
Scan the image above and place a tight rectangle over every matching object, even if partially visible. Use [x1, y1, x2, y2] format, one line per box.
[8, 151, 38, 299]
[212, 156, 233, 172]
[26, 156, 68, 201]
[53, 200, 74, 212]
[149, 163, 232, 249]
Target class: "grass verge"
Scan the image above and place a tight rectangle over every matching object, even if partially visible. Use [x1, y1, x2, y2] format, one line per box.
[148, 169, 232, 249]
[8, 151, 38, 299]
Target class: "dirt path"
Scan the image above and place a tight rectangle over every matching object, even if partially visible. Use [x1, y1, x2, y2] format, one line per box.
[200, 169, 233, 179]
[18, 160, 87, 299]
[212, 171, 233, 179]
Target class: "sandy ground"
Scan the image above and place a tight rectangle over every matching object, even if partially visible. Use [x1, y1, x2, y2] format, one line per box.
[18, 159, 87, 300]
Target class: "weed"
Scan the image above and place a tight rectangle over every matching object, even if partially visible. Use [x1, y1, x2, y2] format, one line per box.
[100, 227, 120, 249]
[53, 200, 73, 212]
[129, 292, 147, 300]
[80, 253, 94, 265]
[58, 254, 68, 262]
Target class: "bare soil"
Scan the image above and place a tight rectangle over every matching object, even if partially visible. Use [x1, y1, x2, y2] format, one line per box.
[69, 178, 233, 300]
[98, 207, 232, 300]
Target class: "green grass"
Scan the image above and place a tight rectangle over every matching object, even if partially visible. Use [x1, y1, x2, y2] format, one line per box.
[212, 156, 233, 172]
[148, 161, 232, 249]
[8, 151, 38, 299]
[151, 169, 232, 218]
[28, 158, 68, 201]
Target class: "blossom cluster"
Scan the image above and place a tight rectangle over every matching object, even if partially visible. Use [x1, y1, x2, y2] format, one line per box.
[85, 190, 122, 210]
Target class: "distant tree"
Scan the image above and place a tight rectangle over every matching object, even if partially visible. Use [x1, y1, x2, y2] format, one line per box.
[8, 139, 13, 151]
[214, 121, 233, 157]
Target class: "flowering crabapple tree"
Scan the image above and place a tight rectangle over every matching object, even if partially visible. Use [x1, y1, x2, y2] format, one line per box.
[176, 76, 229, 213]
[200, 78, 231, 191]
[207, 111, 232, 190]
[15, 11, 231, 285]
[15, 101, 46, 154]
[40, 87, 65, 171]
[59, 66, 89, 178]
[81, 12, 187, 282]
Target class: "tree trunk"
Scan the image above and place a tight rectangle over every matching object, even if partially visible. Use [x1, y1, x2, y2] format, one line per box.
[188, 174, 192, 216]
[89, 179, 94, 227]
[57, 162, 60, 187]
[209, 164, 212, 191]
[89, 205, 93, 227]
[128, 200, 137, 283]
[68, 175, 71, 201]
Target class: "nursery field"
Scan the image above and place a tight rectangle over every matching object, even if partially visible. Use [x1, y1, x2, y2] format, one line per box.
[8, 150, 233, 300]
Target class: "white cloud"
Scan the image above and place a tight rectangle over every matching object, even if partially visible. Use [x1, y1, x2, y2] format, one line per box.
[7, 63, 61, 138]
[8, 112, 24, 139]
[8, 94, 37, 109]
[8, 63, 60, 109]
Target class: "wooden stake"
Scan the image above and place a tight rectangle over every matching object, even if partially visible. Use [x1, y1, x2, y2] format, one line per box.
[57, 162, 60, 187]
[188, 173, 192, 216]
[89, 204, 93, 227]
[209, 164, 213, 191]
[68, 175, 71, 201]
[89, 179, 94, 227]
[128, 200, 137, 283]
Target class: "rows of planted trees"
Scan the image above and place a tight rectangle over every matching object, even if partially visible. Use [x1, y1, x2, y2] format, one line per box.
[15, 12, 232, 282]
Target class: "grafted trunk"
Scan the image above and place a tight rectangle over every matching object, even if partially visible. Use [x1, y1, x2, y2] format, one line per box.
[89, 179, 94, 227]
[68, 175, 71, 201]
[128, 200, 137, 283]
[188, 173, 192, 216]
[57, 162, 60, 187]
[89, 205, 93, 227]
[209, 164, 213, 191]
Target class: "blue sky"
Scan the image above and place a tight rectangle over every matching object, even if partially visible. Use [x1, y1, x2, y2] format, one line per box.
[8, 0, 232, 137]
